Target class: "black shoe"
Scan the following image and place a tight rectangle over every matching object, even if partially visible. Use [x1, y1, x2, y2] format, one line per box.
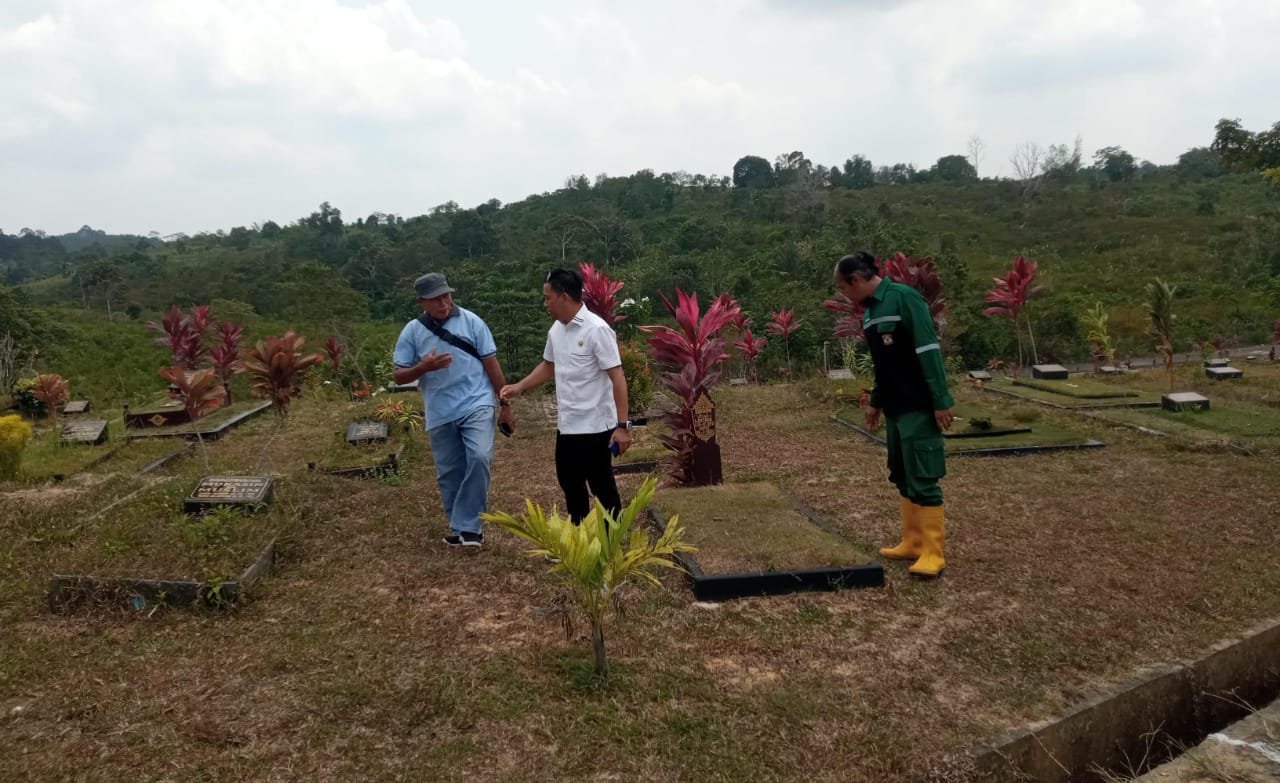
[443, 531, 483, 547]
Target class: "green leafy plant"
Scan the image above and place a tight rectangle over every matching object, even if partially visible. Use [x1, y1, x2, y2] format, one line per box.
[1081, 301, 1116, 367]
[1144, 278, 1177, 391]
[481, 477, 694, 680]
[372, 398, 423, 432]
[0, 413, 33, 480]
[239, 330, 324, 423]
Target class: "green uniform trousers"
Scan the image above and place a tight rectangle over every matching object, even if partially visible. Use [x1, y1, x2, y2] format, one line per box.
[885, 410, 946, 507]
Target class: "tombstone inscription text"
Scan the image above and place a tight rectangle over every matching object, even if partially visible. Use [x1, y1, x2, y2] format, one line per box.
[346, 420, 389, 445]
[184, 475, 274, 513]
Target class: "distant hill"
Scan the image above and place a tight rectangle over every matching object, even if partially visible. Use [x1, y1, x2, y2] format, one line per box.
[55, 225, 158, 254]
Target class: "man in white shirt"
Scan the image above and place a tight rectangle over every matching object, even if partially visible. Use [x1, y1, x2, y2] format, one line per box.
[500, 268, 632, 524]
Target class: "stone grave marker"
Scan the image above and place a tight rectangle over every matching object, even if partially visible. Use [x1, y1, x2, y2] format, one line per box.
[967, 370, 992, 381]
[1162, 392, 1210, 412]
[346, 420, 389, 445]
[1204, 358, 1230, 368]
[59, 419, 108, 446]
[184, 475, 274, 513]
[386, 381, 418, 394]
[1205, 366, 1243, 380]
[1098, 366, 1122, 375]
[826, 369, 854, 380]
[62, 399, 91, 415]
[1031, 364, 1069, 380]
[729, 377, 748, 386]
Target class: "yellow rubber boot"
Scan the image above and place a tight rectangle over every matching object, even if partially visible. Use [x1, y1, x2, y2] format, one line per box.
[879, 496, 922, 560]
[909, 504, 946, 577]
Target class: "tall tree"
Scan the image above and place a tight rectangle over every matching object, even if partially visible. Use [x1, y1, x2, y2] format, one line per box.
[732, 155, 774, 188]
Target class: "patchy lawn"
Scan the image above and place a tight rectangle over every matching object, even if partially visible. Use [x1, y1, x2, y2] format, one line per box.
[3, 384, 1280, 782]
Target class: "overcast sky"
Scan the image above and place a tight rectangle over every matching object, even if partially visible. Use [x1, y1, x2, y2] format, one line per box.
[2, 0, 1278, 236]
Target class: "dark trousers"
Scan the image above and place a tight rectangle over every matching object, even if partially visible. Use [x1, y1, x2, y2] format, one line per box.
[555, 429, 622, 524]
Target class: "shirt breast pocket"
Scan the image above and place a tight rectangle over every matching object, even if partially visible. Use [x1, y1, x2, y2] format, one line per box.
[876, 322, 899, 348]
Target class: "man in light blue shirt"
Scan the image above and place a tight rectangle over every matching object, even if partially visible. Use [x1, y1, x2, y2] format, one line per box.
[393, 273, 515, 547]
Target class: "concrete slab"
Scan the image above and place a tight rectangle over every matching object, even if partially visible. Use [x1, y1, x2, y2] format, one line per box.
[1162, 392, 1210, 412]
[1206, 366, 1244, 380]
[1032, 364, 1069, 380]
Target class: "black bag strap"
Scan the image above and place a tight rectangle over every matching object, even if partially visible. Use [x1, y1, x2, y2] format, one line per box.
[417, 313, 484, 362]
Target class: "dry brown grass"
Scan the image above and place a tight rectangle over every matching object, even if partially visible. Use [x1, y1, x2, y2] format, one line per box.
[2, 382, 1279, 782]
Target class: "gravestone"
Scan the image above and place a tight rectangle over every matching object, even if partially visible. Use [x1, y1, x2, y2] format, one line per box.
[1031, 364, 1069, 380]
[826, 369, 854, 380]
[1204, 358, 1230, 368]
[386, 382, 418, 394]
[729, 377, 748, 386]
[125, 403, 192, 428]
[184, 475, 274, 513]
[1162, 392, 1210, 412]
[1098, 366, 1121, 375]
[59, 419, 108, 446]
[62, 400, 90, 415]
[967, 370, 992, 381]
[689, 390, 723, 486]
[1205, 366, 1243, 380]
[346, 420, 389, 445]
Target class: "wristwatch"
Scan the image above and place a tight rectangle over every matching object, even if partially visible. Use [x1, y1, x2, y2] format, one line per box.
[614, 420, 631, 431]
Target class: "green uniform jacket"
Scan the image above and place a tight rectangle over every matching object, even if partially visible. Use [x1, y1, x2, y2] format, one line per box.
[862, 278, 954, 416]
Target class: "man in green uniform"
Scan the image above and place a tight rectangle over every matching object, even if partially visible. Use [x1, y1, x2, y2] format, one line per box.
[834, 251, 954, 577]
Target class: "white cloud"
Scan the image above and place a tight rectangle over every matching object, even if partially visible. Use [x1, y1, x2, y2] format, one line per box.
[0, 0, 1278, 234]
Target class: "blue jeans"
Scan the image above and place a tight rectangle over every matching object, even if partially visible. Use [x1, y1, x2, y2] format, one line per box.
[427, 406, 495, 534]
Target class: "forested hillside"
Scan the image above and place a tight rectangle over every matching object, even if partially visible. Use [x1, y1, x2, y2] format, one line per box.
[3, 119, 1279, 390]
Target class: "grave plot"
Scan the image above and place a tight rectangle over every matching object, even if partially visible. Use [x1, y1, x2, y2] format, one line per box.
[1093, 400, 1280, 450]
[1116, 362, 1280, 410]
[980, 373, 1160, 409]
[40, 466, 286, 612]
[11, 415, 193, 483]
[833, 398, 1102, 456]
[123, 398, 271, 441]
[306, 419, 409, 480]
[649, 481, 882, 601]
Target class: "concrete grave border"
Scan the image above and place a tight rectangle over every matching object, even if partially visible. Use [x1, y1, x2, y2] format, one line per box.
[124, 401, 271, 442]
[648, 494, 883, 602]
[965, 615, 1280, 782]
[47, 538, 277, 613]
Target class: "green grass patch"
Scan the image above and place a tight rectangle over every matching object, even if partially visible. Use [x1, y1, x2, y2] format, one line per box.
[836, 401, 1095, 453]
[15, 416, 190, 482]
[652, 481, 872, 574]
[983, 376, 1159, 408]
[1097, 402, 1280, 447]
[1011, 376, 1141, 399]
[615, 421, 669, 465]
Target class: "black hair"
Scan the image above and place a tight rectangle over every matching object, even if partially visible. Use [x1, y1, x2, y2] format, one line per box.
[834, 251, 880, 282]
[545, 268, 583, 301]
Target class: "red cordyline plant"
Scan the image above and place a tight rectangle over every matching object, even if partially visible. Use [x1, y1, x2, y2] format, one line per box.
[209, 321, 244, 402]
[32, 373, 69, 422]
[822, 253, 947, 341]
[146, 305, 213, 369]
[766, 308, 801, 377]
[579, 262, 625, 327]
[239, 330, 324, 423]
[982, 255, 1043, 370]
[734, 329, 768, 383]
[640, 290, 741, 486]
[323, 336, 344, 374]
[158, 365, 225, 469]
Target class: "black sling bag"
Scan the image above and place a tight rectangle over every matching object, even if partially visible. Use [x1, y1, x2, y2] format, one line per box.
[417, 313, 484, 362]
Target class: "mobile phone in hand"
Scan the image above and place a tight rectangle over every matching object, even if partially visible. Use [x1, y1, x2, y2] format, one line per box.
[610, 440, 620, 457]
[499, 421, 513, 437]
